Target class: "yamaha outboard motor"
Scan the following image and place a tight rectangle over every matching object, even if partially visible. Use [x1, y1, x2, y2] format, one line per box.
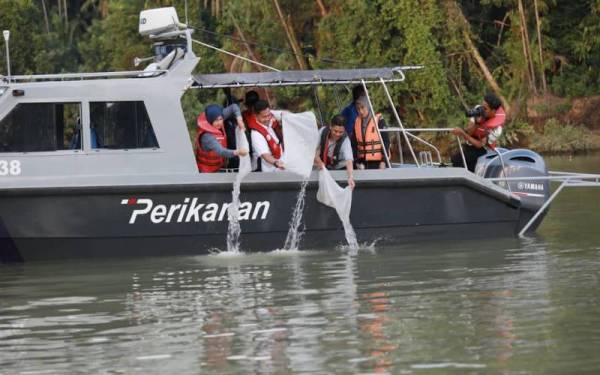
[475, 149, 550, 211]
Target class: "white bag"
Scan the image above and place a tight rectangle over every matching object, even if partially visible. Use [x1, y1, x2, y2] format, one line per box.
[278, 111, 319, 179]
[317, 169, 358, 249]
[235, 127, 251, 179]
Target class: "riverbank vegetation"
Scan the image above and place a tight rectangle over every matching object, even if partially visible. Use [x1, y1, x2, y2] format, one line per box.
[1, 0, 598, 154]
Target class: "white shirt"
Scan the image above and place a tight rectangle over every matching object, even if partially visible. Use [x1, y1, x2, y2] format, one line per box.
[251, 123, 282, 172]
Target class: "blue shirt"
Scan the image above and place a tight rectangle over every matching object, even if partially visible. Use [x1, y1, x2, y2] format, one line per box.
[201, 133, 236, 159]
[341, 103, 358, 136]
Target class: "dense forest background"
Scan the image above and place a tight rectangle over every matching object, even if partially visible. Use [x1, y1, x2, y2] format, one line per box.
[1, 0, 599, 152]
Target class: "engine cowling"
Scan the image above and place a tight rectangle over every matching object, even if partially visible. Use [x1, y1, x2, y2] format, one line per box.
[475, 149, 550, 210]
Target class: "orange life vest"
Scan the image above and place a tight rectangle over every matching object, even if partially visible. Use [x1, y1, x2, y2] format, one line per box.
[354, 114, 383, 162]
[246, 113, 283, 159]
[195, 113, 228, 173]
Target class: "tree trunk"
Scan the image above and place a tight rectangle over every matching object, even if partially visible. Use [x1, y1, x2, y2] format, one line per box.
[462, 30, 510, 113]
[496, 12, 509, 47]
[533, 0, 547, 93]
[517, 0, 537, 94]
[286, 14, 308, 69]
[229, 13, 274, 103]
[41, 0, 50, 34]
[444, 1, 511, 113]
[316, 0, 328, 17]
[63, 0, 69, 28]
[100, 0, 109, 18]
[517, 11, 534, 92]
[449, 76, 469, 110]
[272, 0, 308, 70]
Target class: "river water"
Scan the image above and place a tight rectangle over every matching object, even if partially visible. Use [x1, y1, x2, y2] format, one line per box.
[1, 154, 599, 374]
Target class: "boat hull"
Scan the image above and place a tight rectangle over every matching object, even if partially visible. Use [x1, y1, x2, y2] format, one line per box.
[0, 176, 538, 262]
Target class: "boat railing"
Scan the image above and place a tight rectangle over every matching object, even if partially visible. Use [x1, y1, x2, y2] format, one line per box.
[379, 127, 467, 168]
[2, 70, 168, 83]
[487, 172, 600, 236]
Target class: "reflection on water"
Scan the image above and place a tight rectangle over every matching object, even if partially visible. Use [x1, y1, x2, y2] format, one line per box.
[2, 237, 600, 374]
[1, 155, 599, 374]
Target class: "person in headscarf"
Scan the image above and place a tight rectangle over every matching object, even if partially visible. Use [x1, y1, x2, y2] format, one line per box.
[341, 84, 366, 137]
[195, 104, 248, 173]
[351, 96, 390, 170]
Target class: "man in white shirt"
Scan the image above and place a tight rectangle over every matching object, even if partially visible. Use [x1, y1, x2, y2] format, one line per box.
[248, 100, 285, 172]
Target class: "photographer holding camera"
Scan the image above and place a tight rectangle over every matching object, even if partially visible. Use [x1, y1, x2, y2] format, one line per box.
[450, 93, 506, 172]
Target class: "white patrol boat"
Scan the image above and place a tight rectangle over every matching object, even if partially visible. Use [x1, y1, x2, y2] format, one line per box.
[1, 7, 598, 262]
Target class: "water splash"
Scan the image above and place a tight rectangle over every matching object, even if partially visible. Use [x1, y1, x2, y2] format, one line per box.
[338, 238, 379, 254]
[226, 176, 244, 252]
[283, 179, 309, 250]
[341, 217, 359, 251]
[226, 128, 251, 253]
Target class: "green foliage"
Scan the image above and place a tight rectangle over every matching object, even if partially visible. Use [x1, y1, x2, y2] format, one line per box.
[79, 1, 148, 71]
[0, 0, 45, 75]
[1, 0, 598, 150]
[502, 118, 534, 146]
[316, 0, 456, 126]
[545, 1, 600, 97]
[532, 119, 600, 153]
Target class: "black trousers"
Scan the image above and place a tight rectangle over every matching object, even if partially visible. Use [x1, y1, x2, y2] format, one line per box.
[451, 144, 486, 172]
[356, 160, 383, 169]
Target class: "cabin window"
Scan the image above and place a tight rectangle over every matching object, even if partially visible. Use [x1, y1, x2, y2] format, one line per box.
[89, 101, 159, 150]
[0, 102, 81, 153]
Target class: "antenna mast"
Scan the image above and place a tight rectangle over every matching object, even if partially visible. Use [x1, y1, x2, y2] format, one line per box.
[184, 0, 189, 26]
[2, 30, 10, 81]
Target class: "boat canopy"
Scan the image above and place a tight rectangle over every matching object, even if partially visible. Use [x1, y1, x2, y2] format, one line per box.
[191, 66, 421, 88]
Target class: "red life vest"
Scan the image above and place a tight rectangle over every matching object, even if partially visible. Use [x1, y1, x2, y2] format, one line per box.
[319, 127, 347, 169]
[246, 113, 283, 159]
[195, 113, 228, 173]
[472, 107, 505, 149]
[242, 109, 254, 127]
[354, 114, 383, 162]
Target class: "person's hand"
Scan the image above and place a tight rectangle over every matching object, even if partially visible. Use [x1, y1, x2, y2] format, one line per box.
[274, 160, 285, 170]
[236, 117, 245, 131]
[378, 161, 386, 169]
[315, 159, 325, 170]
[236, 117, 246, 131]
[451, 127, 464, 137]
[348, 177, 355, 190]
[236, 148, 248, 157]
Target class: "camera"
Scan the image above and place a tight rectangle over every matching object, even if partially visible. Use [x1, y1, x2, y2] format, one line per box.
[465, 105, 485, 118]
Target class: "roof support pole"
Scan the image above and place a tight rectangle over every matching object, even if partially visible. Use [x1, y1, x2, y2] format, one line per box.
[456, 137, 467, 170]
[378, 78, 419, 166]
[360, 79, 392, 168]
[312, 87, 325, 127]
